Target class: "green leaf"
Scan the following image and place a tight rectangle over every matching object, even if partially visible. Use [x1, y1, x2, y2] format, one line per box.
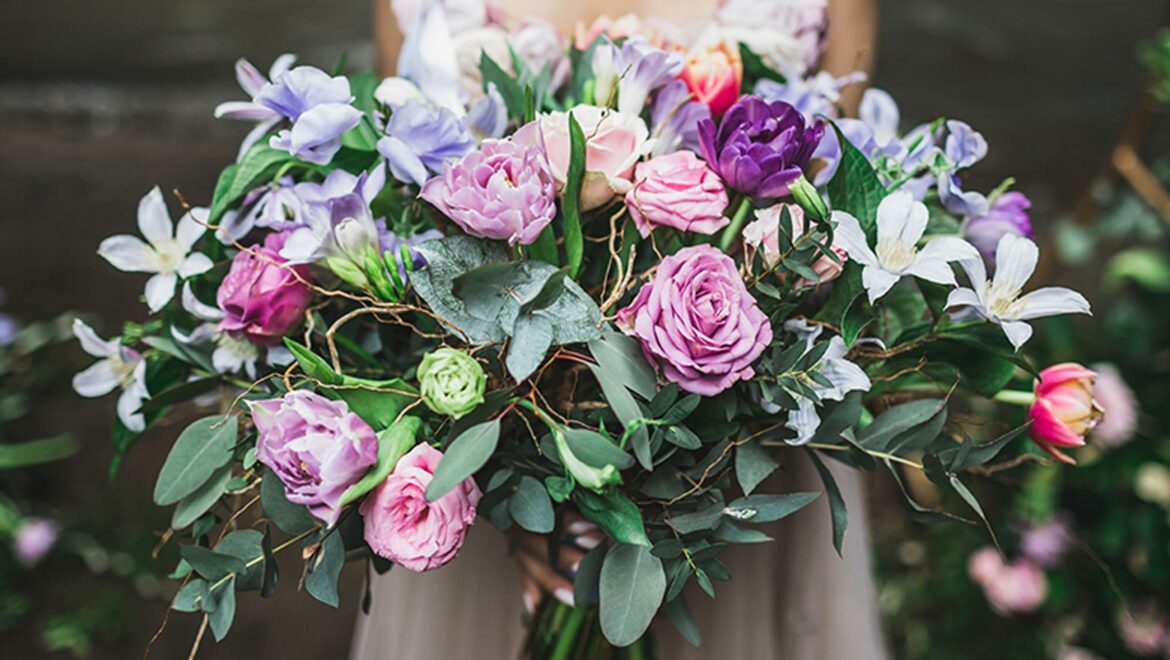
[214, 530, 266, 592]
[508, 476, 555, 533]
[950, 475, 999, 548]
[0, 434, 79, 469]
[411, 236, 512, 342]
[738, 42, 786, 88]
[209, 143, 294, 224]
[713, 520, 773, 544]
[138, 378, 219, 415]
[563, 429, 635, 470]
[574, 542, 607, 608]
[589, 365, 650, 467]
[588, 332, 658, 400]
[943, 422, 1030, 472]
[528, 225, 559, 266]
[260, 468, 317, 535]
[574, 489, 651, 547]
[806, 449, 848, 556]
[857, 399, 946, 452]
[815, 263, 866, 340]
[665, 426, 702, 450]
[545, 475, 574, 503]
[208, 584, 237, 641]
[340, 416, 422, 506]
[171, 465, 232, 530]
[826, 121, 887, 235]
[180, 545, 246, 581]
[664, 596, 701, 647]
[284, 339, 418, 430]
[172, 579, 208, 613]
[599, 544, 666, 647]
[562, 113, 587, 278]
[506, 313, 554, 382]
[666, 502, 725, 534]
[426, 419, 500, 502]
[479, 51, 525, 119]
[735, 440, 779, 496]
[724, 492, 820, 524]
[154, 416, 238, 506]
[305, 531, 345, 608]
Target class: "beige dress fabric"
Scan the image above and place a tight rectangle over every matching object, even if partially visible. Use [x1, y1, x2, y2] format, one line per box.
[350, 452, 890, 659]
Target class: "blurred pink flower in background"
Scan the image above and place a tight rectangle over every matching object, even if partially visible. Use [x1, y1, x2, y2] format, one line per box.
[1020, 517, 1071, 568]
[1090, 363, 1138, 448]
[14, 518, 59, 567]
[967, 547, 1048, 615]
[680, 41, 743, 117]
[1117, 605, 1170, 657]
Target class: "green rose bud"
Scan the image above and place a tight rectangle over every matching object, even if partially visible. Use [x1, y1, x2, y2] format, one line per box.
[418, 348, 486, 419]
[789, 174, 829, 223]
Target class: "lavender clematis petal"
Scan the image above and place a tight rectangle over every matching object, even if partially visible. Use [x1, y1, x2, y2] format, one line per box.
[938, 174, 990, 218]
[945, 120, 987, 170]
[651, 80, 710, 156]
[378, 136, 431, 187]
[214, 101, 279, 122]
[469, 82, 508, 140]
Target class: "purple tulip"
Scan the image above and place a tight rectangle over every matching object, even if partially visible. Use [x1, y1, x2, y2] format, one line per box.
[420, 122, 557, 245]
[697, 96, 824, 200]
[963, 191, 1034, 261]
[217, 232, 313, 346]
[249, 390, 379, 526]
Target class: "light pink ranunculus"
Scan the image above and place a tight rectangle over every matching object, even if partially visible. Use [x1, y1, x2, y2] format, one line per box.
[250, 390, 379, 527]
[1027, 363, 1103, 465]
[539, 105, 651, 211]
[625, 151, 729, 238]
[361, 442, 482, 572]
[743, 203, 845, 287]
[680, 41, 743, 117]
[1090, 362, 1138, 448]
[217, 232, 313, 346]
[968, 547, 1048, 615]
[421, 122, 557, 245]
[617, 244, 772, 396]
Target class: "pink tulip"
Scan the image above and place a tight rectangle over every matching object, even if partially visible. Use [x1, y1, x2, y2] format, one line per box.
[1027, 363, 1103, 465]
[680, 41, 743, 117]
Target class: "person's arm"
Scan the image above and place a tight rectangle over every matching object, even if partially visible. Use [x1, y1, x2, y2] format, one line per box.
[823, 0, 880, 114]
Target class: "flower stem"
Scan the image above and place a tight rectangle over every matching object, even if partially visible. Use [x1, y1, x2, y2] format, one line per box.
[718, 197, 754, 253]
[993, 390, 1035, 407]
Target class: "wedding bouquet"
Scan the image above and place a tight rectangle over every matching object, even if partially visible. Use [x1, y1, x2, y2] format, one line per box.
[76, 1, 1097, 655]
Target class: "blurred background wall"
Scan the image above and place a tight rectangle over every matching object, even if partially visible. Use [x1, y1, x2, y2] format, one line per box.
[0, 0, 1163, 656]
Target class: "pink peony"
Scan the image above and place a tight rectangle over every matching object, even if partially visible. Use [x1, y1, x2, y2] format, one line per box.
[250, 390, 379, 527]
[625, 151, 729, 238]
[968, 547, 1048, 615]
[217, 232, 313, 346]
[1090, 363, 1138, 448]
[1027, 363, 1103, 465]
[680, 41, 744, 117]
[743, 203, 845, 287]
[617, 244, 772, 396]
[421, 122, 557, 245]
[539, 105, 650, 212]
[361, 442, 482, 572]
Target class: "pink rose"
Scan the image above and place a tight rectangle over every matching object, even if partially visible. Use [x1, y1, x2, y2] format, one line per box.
[217, 232, 313, 346]
[539, 105, 650, 211]
[680, 41, 744, 117]
[361, 442, 482, 572]
[968, 547, 1048, 615]
[743, 203, 846, 286]
[1027, 363, 1103, 465]
[625, 151, 729, 238]
[617, 244, 772, 396]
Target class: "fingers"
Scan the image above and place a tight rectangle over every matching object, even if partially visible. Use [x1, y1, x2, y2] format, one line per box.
[522, 576, 541, 617]
[516, 550, 576, 607]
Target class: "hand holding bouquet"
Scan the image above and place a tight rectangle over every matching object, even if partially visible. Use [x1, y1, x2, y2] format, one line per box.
[77, 1, 1098, 654]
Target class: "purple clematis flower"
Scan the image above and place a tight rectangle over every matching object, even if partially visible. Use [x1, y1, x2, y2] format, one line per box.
[592, 36, 685, 115]
[754, 71, 866, 123]
[698, 95, 824, 200]
[377, 100, 475, 187]
[214, 54, 297, 160]
[650, 80, 711, 157]
[963, 191, 1034, 261]
[254, 66, 364, 165]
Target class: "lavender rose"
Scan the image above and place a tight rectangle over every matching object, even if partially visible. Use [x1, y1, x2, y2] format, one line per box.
[963, 191, 1034, 261]
[617, 244, 773, 395]
[698, 95, 824, 200]
[249, 390, 379, 526]
[421, 122, 557, 245]
[217, 232, 313, 346]
[625, 151, 730, 238]
[361, 442, 482, 572]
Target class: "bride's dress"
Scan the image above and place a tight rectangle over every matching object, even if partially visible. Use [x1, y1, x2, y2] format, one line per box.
[350, 452, 889, 659]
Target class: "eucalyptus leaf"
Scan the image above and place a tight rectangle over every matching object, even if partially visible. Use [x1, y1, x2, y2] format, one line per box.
[735, 440, 779, 496]
[154, 416, 238, 506]
[724, 492, 820, 524]
[806, 449, 848, 556]
[508, 476, 555, 533]
[574, 490, 651, 547]
[214, 530, 266, 592]
[260, 468, 317, 535]
[599, 544, 666, 647]
[426, 419, 500, 502]
[588, 332, 658, 400]
[305, 531, 345, 608]
[171, 465, 232, 530]
[506, 313, 554, 383]
[208, 586, 237, 641]
[180, 545, 245, 582]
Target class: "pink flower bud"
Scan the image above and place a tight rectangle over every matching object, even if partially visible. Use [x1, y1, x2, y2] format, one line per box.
[1027, 363, 1103, 465]
[680, 41, 744, 117]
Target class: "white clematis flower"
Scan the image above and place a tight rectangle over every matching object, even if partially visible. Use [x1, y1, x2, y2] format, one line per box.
[834, 190, 979, 303]
[71, 318, 149, 432]
[781, 320, 872, 445]
[97, 188, 213, 313]
[946, 233, 1091, 349]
